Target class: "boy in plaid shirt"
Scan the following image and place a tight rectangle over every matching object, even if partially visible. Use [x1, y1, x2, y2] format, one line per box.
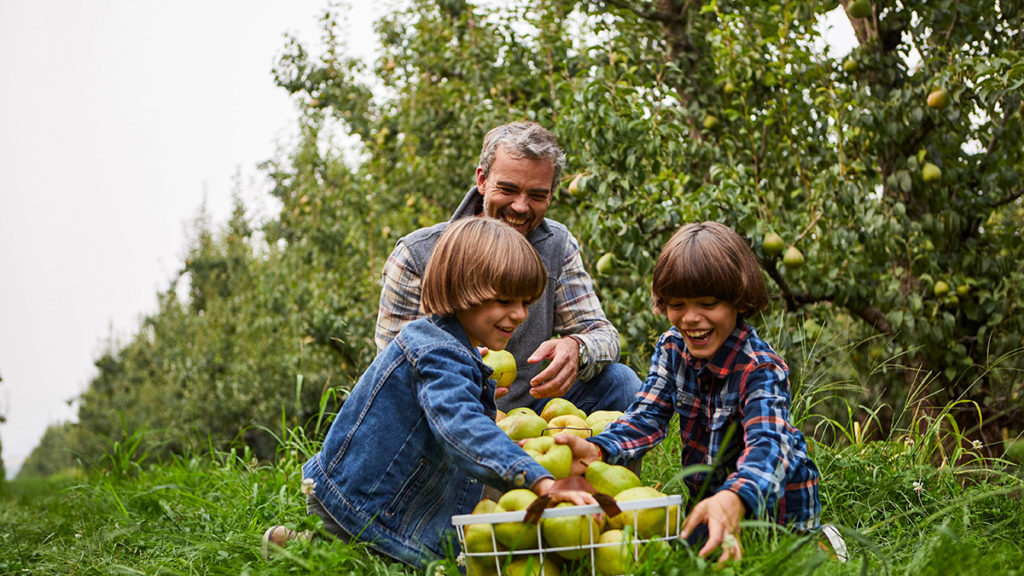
[559, 221, 822, 562]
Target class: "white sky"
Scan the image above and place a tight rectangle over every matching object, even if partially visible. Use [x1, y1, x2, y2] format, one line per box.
[0, 2, 855, 478]
[0, 0, 384, 476]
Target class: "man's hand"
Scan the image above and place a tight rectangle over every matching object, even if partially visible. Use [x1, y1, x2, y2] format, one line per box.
[527, 338, 579, 398]
[681, 490, 745, 563]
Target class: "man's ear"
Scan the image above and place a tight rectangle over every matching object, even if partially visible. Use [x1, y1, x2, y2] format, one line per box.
[476, 167, 487, 191]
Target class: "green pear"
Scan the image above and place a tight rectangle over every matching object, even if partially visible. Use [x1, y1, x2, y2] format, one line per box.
[522, 436, 573, 479]
[540, 398, 586, 422]
[584, 461, 641, 497]
[922, 162, 942, 184]
[608, 486, 679, 538]
[568, 173, 585, 198]
[593, 529, 633, 576]
[494, 489, 541, 550]
[482, 349, 517, 388]
[927, 87, 951, 109]
[783, 246, 805, 269]
[504, 555, 561, 576]
[540, 502, 602, 559]
[596, 253, 615, 275]
[464, 499, 503, 576]
[542, 414, 592, 439]
[762, 232, 785, 257]
[464, 499, 499, 553]
[585, 410, 623, 435]
[593, 528, 671, 576]
[498, 411, 548, 441]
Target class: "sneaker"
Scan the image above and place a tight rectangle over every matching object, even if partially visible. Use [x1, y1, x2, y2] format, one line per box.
[261, 525, 312, 560]
[817, 523, 848, 563]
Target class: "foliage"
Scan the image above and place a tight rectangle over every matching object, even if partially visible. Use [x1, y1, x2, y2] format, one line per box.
[23, 0, 1023, 470]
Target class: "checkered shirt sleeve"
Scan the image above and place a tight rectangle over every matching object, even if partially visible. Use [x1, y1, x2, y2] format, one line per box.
[375, 241, 422, 353]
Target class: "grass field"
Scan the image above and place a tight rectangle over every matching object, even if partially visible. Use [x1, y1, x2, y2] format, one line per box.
[3, 413, 1022, 576]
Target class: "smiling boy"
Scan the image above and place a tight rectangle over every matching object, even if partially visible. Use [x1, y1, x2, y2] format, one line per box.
[559, 221, 822, 562]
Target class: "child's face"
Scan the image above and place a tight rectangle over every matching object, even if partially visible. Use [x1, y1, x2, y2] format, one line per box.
[664, 297, 738, 359]
[455, 298, 530, 351]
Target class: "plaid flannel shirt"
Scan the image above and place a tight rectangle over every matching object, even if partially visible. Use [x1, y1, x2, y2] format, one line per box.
[590, 322, 821, 531]
[375, 225, 618, 381]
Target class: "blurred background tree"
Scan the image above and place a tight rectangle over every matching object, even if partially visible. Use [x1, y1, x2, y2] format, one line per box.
[19, 0, 1022, 475]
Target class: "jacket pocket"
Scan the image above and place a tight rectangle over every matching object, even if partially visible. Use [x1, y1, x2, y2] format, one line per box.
[384, 457, 431, 518]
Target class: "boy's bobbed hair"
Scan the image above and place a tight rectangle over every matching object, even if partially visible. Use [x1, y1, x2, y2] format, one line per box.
[421, 217, 547, 316]
[651, 221, 769, 317]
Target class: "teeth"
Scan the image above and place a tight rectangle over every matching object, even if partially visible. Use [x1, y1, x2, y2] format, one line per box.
[502, 212, 528, 226]
[686, 329, 712, 340]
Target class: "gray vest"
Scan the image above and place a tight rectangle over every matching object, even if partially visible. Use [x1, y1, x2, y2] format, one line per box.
[401, 188, 570, 411]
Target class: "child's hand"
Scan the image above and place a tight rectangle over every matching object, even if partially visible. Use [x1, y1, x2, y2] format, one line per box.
[533, 477, 599, 508]
[680, 490, 745, 563]
[551, 433, 602, 476]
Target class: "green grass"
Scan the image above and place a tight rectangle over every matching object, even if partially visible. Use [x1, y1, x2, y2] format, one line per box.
[3, 421, 1022, 576]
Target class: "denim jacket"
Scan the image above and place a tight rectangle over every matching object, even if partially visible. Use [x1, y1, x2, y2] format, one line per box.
[303, 314, 553, 567]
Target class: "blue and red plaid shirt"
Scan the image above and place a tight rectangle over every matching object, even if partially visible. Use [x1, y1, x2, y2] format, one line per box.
[590, 321, 821, 531]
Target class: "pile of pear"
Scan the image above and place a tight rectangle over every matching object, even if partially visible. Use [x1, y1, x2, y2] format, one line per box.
[465, 399, 678, 576]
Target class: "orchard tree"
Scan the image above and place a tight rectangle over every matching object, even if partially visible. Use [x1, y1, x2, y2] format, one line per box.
[276, 0, 1023, 443]
[41, 0, 1022, 470]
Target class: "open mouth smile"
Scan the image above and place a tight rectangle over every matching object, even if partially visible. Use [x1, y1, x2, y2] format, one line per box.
[684, 329, 713, 343]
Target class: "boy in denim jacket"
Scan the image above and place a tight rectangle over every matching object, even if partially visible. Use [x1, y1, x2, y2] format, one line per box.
[267, 217, 594, 567]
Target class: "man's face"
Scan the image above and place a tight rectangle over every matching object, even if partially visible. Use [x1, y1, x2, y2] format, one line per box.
[477, 147, 554, 236]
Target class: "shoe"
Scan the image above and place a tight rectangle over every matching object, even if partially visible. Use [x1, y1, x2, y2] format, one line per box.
[817, 523, 848, 563]
[261, 525, 312, 560]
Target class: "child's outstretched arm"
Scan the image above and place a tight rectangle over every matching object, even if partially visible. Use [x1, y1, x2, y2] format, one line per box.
[681, 490, 746, 562]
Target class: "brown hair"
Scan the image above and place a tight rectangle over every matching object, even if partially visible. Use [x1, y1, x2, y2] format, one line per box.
[421, 217, 547, 315]
[651, 221, 769, 316]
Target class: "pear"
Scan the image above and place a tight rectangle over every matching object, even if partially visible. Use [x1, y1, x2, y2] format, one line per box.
[783, 246, 805, 269]
[584, 461, 641, 497]
[540, 398, 586, 422]
[540, 502, 602, 559]
[607, 486, 679, 538]
[464, 499, 502, 576]
[504, 555, 561, 576]
[927, 87, 950, 109]
[585, 410, 623, 435]
[762, 232, 785, 257]
[482, 349, 517, 388]
[493, 489, 541, 550]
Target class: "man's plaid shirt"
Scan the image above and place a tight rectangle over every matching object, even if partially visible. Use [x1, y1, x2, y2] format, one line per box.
[375, 229, 619, 381]
[590, 322, 821, 531]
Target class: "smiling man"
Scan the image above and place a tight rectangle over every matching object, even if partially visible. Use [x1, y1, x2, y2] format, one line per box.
[375, 121, 641, 415]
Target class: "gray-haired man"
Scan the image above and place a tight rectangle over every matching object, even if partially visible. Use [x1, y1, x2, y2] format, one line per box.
[375, 121, 641, 416]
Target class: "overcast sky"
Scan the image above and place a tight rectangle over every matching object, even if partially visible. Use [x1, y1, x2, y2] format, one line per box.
[0, 1, 383, 476]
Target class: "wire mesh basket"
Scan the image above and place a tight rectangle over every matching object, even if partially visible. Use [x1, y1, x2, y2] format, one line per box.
[451, 494, 683, 576]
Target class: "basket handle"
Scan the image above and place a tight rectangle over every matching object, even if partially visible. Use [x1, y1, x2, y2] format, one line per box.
[523, 476, 622, 524]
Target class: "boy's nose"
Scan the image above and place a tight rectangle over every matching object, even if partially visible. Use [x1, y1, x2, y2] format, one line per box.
[510, 302, 528, 322]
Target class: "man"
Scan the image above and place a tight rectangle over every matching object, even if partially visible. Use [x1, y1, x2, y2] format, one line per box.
[375, 121, 641, 415]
